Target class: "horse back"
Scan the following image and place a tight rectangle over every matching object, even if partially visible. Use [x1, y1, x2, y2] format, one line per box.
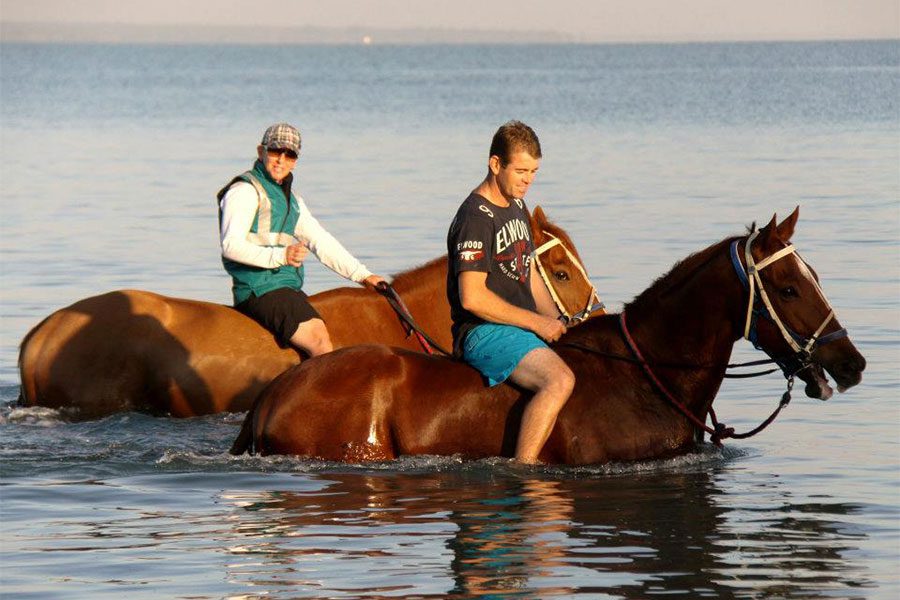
[18, 290, 299, 418]
[251, 344, 527, 460]
[311, 277, 452, 352]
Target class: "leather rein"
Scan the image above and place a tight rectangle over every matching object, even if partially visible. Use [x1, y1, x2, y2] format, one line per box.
[375, 282, 452, 356]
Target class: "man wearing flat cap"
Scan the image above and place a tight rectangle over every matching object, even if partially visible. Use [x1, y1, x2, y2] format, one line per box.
[217, 122, 385, 356]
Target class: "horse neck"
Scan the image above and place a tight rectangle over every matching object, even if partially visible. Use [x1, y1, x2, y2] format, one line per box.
[622, 238, 745, 410]
[390, 257, 448, 318]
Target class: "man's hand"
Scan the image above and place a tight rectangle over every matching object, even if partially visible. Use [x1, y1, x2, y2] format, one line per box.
[362, 274, 387, 290]
[533, 315, 567, 343]
[284, 243, 309, 267]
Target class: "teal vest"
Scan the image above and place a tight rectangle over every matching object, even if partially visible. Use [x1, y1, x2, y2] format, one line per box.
[217, 160, 304, 305]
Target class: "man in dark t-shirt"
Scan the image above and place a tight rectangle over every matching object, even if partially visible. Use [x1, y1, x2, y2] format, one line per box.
[447, 193, 537, 351]
[446, 120, 575, 464]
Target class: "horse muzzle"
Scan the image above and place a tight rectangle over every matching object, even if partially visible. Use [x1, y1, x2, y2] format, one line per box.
[801, 340, 867, 400]
[796, 362, 834, 401]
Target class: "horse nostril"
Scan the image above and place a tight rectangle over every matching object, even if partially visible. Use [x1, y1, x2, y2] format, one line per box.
[834, 356, 866, 387]
[841, 355, 867, 377]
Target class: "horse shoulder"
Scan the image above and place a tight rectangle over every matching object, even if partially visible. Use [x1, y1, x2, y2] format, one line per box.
[548, 316, 700, 464]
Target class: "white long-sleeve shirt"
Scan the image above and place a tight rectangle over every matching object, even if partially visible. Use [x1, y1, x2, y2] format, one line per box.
[219, 181, 372, 283]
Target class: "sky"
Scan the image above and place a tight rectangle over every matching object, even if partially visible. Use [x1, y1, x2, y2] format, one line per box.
[2, 0, 898, 43]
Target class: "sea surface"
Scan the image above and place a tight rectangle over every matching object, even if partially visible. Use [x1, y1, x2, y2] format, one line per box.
[0, 40, 898, 599]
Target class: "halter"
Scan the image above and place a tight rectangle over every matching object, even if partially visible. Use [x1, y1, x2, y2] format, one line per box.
[532, 232, 605, 324]
[730, 230, 847, 371]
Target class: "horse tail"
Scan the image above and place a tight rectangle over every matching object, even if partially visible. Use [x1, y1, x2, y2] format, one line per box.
[230, 387, 272, 455]
[229, 408, 256, 455]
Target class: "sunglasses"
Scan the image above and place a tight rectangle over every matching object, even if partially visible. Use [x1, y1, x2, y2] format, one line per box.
[266, 147, 298, 160]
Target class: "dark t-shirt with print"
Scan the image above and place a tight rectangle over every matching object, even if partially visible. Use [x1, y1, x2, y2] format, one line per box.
[446, 192, 536, 353]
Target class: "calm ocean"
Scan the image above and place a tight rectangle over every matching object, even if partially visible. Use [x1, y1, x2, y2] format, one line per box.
[1, 40, 898, 599]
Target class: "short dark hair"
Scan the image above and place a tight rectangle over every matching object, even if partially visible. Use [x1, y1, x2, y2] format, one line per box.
[489, 120, 542, 166]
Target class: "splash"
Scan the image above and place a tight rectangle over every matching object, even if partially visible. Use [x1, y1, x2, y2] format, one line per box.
[1, 405, 67, 427]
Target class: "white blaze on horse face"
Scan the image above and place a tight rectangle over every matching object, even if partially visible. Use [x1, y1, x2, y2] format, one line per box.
[791, 252, 832, 315]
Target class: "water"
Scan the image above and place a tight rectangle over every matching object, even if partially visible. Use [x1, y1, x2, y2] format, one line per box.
[1, 40, 898, 598]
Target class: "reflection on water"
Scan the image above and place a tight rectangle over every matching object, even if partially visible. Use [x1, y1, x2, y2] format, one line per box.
[447, 478, 576, 596]
[208, 465, 875, 598]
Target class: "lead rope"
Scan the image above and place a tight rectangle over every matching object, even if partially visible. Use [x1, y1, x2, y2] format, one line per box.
[618, 311, 793, 446]
[708, 376, 794, 440]
[556, 339, 782, 377]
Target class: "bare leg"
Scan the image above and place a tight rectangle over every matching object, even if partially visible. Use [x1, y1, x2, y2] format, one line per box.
[288, 318, 334, 357]
[507, 348, 575, 463]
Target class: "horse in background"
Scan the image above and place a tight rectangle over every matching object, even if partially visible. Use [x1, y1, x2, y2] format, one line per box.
[232, 208, 865, 464]
[17, 206, 598, 419]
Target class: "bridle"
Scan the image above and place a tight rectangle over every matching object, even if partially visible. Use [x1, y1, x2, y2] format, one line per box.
[532, 232, 605, 325]
[730, 229, 847, 374]
[593, 231, 849, 445]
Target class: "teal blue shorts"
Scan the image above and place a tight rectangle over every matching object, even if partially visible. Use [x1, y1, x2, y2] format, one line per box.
[461, 323, 547, 386]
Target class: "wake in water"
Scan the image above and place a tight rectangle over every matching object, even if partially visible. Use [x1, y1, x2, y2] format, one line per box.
[2, 381, 750, 481]
[160, 443, 746, 477]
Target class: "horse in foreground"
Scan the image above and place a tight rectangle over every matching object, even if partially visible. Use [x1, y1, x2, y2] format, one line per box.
[232, 208, 865, 464]
[17, 207, 596, 419]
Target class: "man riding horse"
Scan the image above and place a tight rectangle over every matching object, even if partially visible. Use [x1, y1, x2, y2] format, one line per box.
[446, 121, 576, 464]
[217, 122, 386, 356]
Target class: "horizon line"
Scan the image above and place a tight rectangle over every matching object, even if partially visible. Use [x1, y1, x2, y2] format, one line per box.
[2, 21, 897, 46]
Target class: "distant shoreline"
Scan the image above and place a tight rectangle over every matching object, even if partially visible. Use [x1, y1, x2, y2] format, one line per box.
[2, 22, 895, 45]
[0, 22, 574, 45]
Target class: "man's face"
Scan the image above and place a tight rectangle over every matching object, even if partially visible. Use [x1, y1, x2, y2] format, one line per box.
[493, 150, 540, 200]
[258, 145, 298, 183]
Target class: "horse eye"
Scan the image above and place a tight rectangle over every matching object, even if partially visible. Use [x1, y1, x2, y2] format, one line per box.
[780, 286, 798, 299]
[554, 271, 570, 281]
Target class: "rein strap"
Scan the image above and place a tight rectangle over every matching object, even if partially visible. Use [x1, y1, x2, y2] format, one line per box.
[618, 311, 791, 446]
[375, 283, 451, 356]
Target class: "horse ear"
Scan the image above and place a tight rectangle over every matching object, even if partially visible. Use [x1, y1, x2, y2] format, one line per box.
[776, 206, 799, 242]
[530, 205, 548, 240]
[758, 213, 779, 247]
[532, 205, 548, 227]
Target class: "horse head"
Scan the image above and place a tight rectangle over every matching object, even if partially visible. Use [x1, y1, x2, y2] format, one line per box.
[530, 205, 605, 325]
[740, 207, 866, 400]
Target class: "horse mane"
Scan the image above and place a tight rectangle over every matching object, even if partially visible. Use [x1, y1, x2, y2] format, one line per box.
[391, 256, 446, 289]
[388, 208, 580, 291]
[624, 234, 743, 314]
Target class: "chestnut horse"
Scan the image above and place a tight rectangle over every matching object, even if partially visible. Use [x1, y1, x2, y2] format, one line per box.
[18, 207, 597, 419]
[233, 208, 866, 464]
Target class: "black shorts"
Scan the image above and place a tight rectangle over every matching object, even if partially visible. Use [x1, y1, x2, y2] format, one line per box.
[236, 287, 323, 347]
